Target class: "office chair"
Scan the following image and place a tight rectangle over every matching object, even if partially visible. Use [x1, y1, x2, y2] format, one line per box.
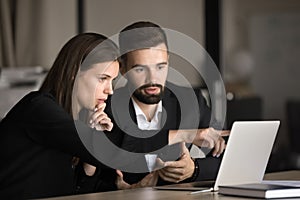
[286, 100, 300, 169]
[226, 96, 263, 129]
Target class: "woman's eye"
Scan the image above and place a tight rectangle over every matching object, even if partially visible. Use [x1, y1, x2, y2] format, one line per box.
[98, 77, 106, 82]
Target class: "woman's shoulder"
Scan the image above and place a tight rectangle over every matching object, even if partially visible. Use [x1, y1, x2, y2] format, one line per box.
[10, 90, 56, 108]
[24, 90, 55, 102]
[3, 91, 57, 119]
[22, 91, 63, 112]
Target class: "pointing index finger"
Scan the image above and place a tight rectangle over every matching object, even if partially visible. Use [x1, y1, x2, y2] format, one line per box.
[220, 130, 230, 137]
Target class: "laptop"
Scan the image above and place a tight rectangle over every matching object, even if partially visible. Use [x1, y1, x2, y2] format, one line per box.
[154, 120, 280, 192]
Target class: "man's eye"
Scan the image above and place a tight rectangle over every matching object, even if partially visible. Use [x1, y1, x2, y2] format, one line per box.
[157, 65, 166, 70]
[134, 68, 144, 72]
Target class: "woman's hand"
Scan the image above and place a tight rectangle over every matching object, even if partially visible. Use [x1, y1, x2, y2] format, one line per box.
[89, 103, 113, 131]
[83, 104, 113, 177]
[115, 170, 158, 190]
[83, 163, 97, 176]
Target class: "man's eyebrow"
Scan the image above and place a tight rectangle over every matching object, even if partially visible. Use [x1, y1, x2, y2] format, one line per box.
[131, 62, 168, 68]
[157, 62, 168, 66]
[131, 64, 147, 68]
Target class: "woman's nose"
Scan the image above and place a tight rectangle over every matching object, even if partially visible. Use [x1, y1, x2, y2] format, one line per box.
[105, 82, 113, 95]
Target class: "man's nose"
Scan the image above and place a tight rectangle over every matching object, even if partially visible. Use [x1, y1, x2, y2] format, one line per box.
[146, 68, 158, 83]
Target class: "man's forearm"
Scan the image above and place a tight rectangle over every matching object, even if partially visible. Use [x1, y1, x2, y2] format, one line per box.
[168, 129, 196, 145]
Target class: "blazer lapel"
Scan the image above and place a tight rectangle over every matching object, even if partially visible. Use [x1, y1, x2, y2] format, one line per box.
[162, 88, 179, 130]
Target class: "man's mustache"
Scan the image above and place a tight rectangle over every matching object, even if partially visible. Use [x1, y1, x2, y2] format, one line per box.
[138, 83, 163, 90]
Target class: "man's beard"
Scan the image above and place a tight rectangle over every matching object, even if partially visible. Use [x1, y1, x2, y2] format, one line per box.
[133, 83, 164, 104]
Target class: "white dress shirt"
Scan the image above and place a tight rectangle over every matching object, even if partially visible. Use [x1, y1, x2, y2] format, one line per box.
[132, 98, 162, 130]
[132, 98, 163, 171]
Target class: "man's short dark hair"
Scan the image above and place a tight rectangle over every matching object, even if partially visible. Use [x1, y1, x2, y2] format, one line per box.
[119, 21, 168, 64]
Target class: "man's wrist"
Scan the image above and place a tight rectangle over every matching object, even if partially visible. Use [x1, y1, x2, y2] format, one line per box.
[189, 158, 199, 181]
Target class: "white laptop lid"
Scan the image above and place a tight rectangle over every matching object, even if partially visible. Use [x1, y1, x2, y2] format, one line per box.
[214, 120, 280, 191]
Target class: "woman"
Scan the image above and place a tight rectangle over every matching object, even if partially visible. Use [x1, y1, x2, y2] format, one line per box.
[0, 33, 119, 199]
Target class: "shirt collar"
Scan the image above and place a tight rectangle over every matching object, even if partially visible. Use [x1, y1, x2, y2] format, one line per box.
[132, 98, 162, 121]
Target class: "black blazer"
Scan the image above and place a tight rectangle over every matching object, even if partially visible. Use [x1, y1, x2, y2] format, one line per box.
[105, 82, 221, 185]
[0, 91, 110, 199]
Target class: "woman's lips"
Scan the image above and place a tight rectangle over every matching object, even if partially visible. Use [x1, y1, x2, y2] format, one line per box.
[97, 99, 106, 105]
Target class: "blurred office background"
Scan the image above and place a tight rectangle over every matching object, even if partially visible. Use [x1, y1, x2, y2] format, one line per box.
[1, 0, 300, 172]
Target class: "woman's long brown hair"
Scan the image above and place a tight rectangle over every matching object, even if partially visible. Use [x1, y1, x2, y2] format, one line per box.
[39, 33, 119, 116]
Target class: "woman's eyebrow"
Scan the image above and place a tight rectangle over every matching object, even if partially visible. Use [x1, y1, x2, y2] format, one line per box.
[97, 74, 112, 78]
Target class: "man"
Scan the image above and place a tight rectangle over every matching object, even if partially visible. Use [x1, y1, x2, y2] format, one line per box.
[106, 21, 229, 187]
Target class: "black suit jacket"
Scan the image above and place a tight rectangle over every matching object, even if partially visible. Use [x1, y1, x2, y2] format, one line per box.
[105, 82, 222, 185]
[0, 91, 113, 199]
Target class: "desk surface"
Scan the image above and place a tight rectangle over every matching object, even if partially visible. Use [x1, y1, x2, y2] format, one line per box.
[38, 170, 300, 200]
